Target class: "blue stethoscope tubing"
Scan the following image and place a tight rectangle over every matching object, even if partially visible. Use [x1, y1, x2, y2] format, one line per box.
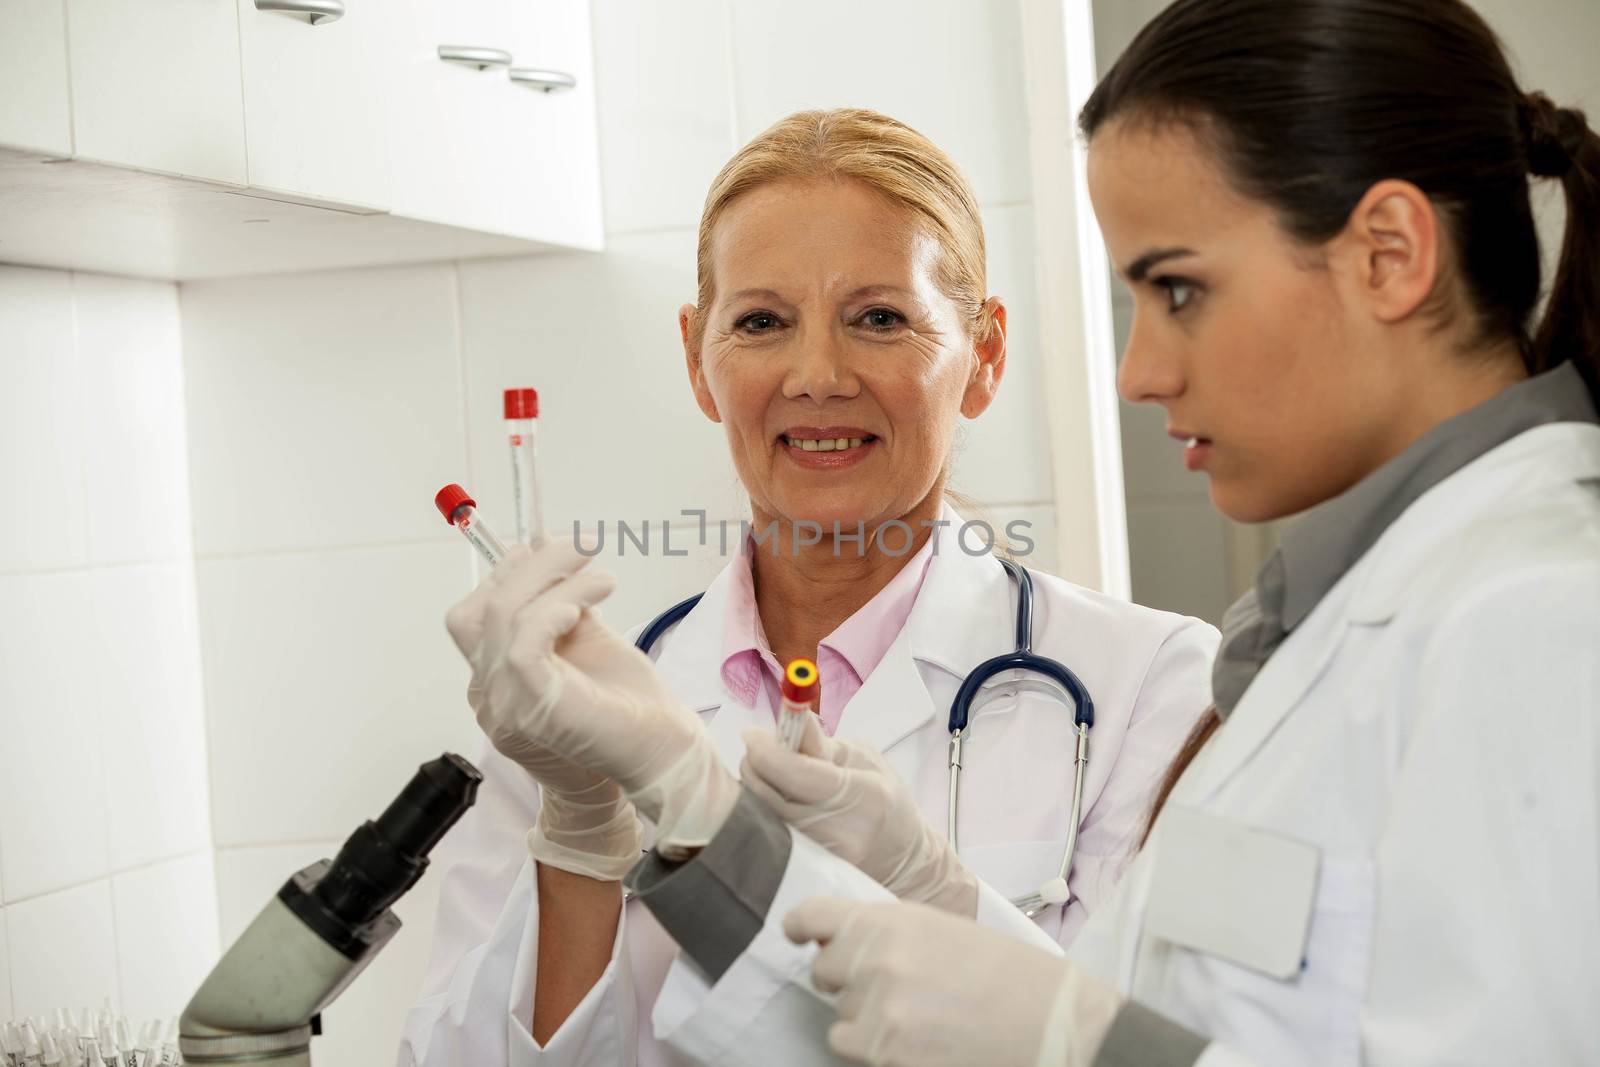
[636, 557, 1095, 917]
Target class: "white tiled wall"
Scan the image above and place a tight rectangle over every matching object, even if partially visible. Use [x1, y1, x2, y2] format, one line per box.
[0, 266, 215, 1027]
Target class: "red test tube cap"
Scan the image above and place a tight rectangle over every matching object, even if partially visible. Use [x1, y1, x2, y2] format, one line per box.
[782, 658, 819, 705]
[504, 388, 539, 420]
[435, 484, 476, 525]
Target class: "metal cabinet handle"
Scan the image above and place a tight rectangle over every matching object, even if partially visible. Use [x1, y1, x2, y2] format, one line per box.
[437, 45, 514, 70]
[254, 0, 344, 25]
[509, 68, 577, 93]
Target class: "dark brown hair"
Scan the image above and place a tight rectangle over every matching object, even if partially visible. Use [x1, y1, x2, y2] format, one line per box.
[1082, 0, 1600, 839]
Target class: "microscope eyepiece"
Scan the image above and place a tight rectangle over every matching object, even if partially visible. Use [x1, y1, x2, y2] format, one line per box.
[279, 753, 482, 958]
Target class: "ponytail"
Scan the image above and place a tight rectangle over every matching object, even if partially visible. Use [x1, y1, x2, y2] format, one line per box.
[1524, 93, 1600, 408]
[1139, 707, 1220, 847]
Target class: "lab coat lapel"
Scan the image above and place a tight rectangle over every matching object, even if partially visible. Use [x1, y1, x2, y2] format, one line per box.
[1170, 597, 1350, 806]
[644, 561, 761, 775]
[832, 624, 937, 755]
[833, 513, 1014, 757]
[1174, 423, 1600, 806]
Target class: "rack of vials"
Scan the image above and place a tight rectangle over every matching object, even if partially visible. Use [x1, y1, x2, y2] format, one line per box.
[2, 1008, 179, 1066]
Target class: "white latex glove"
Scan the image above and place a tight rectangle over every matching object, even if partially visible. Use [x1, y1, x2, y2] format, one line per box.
[446, 541, 739, 858]
[740, 714, 977, 916]
[784, 898, 1122, 1067]
[447, 545, 641, 880]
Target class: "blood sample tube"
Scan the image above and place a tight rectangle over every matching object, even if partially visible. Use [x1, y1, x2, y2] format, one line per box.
[778, 658, 819, 750]
[435, 484, 509, 565]
[504, 388, 544, 546]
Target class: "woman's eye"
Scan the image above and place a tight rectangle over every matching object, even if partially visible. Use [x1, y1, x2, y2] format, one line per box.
[736, 311, 782, 333]
[860, 307, 903, 330]
[1156, 278, 1198, 314]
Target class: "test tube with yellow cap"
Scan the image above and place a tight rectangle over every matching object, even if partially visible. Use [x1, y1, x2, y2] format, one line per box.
[779, 658, 819, 750]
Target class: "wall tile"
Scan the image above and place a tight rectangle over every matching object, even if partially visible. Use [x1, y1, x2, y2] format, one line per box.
[73, 273, 192, 567]
[1126, 501, 1232, 626]
[949, 205, 1054, 506]
[580, 520, 743, 636]
[88, 564, 211, 871]
[456, 234, 744, 539]
[0, 572, 110, 901]
[111, 852, 219, 1025]
[5, 880, 119, 1021]
[728, 0, 1030, 206]
[180, 263, 466, 557]
[592, 0, 735, 234]
[0, 266, 84, 573]
[198, 541, 481, 846]
[215, 840, 444, 1067]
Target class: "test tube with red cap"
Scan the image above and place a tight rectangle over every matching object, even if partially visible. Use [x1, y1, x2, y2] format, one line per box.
[436, 484, 509, 565]
[779, 658, 819, 750]
[504, 388, 545, 545]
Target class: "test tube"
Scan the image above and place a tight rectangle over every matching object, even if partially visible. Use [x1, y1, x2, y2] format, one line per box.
[504, 388, 545, 546]
[20, 1021, 42, 1067]
[436, 484, 510, 565]
[778, 658, 819, 750]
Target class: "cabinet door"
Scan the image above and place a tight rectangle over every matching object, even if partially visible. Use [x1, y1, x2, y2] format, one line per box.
[236, 0, 389, 210]
[66, 0, 247, 183]
[0, 0, 72, 155]
[500, 0, 602, 248]
[386, 0, 522, 235]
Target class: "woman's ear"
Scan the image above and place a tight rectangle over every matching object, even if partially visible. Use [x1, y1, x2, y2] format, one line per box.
[960, 298, 1007, 418]
[1330, 179, 1442, 325]
[681, 303, 722, 423]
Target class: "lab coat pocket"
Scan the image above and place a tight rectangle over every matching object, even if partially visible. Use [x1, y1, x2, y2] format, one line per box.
[1148, 851, 1377, 1067]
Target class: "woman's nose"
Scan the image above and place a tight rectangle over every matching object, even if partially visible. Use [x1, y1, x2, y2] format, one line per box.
[1116, 319, 1184, 406]
[783, 334, 859, 403]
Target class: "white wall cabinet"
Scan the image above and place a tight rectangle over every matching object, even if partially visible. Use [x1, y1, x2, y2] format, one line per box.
[0, 0, 72, 156]
[0, 0, 603, 279]
[236, 0, 391, 211]
[66, 0, 248, 183]
[386, 0, 601, 247]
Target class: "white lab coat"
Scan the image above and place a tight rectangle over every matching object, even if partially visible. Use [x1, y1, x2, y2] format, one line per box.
[1067, 421, 1600, 1065]
[399, 512, 1219, 1066]
[632, 424, 1600, 1066]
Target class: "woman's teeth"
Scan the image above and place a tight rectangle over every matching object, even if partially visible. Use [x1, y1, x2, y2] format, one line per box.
[785, 436, 867, 452]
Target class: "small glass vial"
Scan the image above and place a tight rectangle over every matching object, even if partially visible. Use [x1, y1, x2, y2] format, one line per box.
[778, 658, 819, 750]
[436, 484, 509, 565]
[504, 388, 545, 546]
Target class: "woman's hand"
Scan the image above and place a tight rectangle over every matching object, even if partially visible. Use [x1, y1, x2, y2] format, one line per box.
[784, 898, 1120, 1067]
[741, 714, 978, 916]
[446, 540, 740, 858]
[446, 544, 641, 878]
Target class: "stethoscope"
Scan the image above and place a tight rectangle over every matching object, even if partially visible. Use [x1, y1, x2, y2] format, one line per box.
[635, 557, 1095, 919]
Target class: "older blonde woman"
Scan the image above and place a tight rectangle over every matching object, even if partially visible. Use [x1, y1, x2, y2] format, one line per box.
[401, 109, 1216, 1066]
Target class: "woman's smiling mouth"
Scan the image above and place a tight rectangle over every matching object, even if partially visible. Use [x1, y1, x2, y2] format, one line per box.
[779, 427, 879, 467]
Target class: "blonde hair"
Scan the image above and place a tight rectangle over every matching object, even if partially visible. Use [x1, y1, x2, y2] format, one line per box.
[688, 108, 993, 346]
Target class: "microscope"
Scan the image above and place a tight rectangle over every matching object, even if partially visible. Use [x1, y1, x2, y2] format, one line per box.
[180, 753, 482, 1065]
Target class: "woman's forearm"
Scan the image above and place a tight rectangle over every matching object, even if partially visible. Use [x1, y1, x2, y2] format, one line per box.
[531, 863, 624, 1044]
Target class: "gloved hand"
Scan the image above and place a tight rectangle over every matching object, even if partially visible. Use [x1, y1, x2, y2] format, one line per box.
[740, 714, 978, 916]
[446, 541, 740, 859]
[784, 898, 1122, 1067]
[447, 545, 641, 880]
